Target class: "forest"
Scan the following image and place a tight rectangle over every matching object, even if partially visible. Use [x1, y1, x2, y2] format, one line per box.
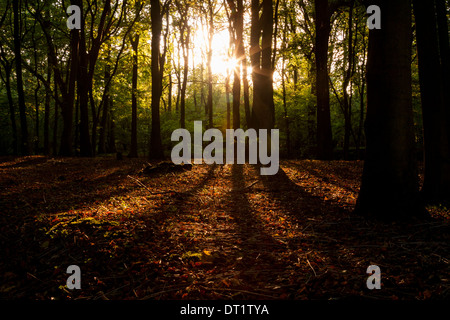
[0, 0, 449, 303]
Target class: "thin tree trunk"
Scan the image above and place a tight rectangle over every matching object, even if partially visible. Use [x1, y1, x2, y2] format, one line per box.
[149, 0, 164, 159]
[207, 0, 214, 129]
[226, 69, 231, 129]
[53, 70, 59, 156]
[107, 106, 117, 153]
[180, 25, 190, 129]
[242, 57, 251, 128]
[342, 1, 355, 160]
[44, 58, 51, 155]
[98, 59, 111, 155]
[314, 0, 333, 160]
[13, 0, 29, 155]
[3, 62, 18, 155]
[129, 34, 139, 158]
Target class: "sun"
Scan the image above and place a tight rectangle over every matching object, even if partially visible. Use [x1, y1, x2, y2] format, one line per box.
[190, 25, 238, 78]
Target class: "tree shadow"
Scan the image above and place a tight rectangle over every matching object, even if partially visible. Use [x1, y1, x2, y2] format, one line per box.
[258, 164, 450, 299]
[282, 159, 363, 194]
[223, 164, 286, 293]
[0, 155, 49, 168]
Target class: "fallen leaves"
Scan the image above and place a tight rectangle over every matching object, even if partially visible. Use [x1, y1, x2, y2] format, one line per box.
[0, 156, 448, 300]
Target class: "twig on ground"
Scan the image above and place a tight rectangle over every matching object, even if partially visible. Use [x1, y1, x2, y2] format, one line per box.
[127, 175, 178, 195]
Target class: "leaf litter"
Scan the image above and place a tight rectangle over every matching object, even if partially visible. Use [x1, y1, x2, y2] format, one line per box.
[0, 156, 448, 300]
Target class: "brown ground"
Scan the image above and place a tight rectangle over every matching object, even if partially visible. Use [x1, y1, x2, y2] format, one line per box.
[0, 156, 448, 300]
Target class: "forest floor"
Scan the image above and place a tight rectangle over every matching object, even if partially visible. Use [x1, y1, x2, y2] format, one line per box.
[0, 156, 449, 300]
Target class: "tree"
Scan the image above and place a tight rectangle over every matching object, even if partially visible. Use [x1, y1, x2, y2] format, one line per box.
[0, 1, 18, 155]
[13, 0, 29, 155]
[250, 0, 275, 130]
[314, 0, 333, 160]
[128, 2, 143, 158]
[175, 0, 191, 129]
[226, 0, 245, 129]
[355, 0, 427, 219]
[413, 0, 450, 202]
[149, 0, 165, 159]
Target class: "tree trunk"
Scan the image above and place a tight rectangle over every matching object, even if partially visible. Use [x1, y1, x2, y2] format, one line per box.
[107, 107, 117, 153]
[355, 0, 427, 220]
[250, 0, 274, 130]
[342, 1, 355, 160]
[226, 69, 231, 130]
[3, 62, 18, 155]
[242, 57, 251, 128]
[13, 0, 29, 155]
[180, 25, 190, 129]
[435, 0, 450, 133]
[314, 0, 333, 160]
[98, 59, 112, 155]
[149, 0, 164, 159]
[44, 58, 51, 155]
[435, 0, 450, 178]
[232, 0, 245, 129]
[129, 34, 139, 158]
[413, 0, 450, 202]
[53, 70, 59, 156]
[207, 0, 214, 129]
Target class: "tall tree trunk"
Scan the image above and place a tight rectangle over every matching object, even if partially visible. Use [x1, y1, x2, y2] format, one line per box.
[53, 70, 59, 156]
[342, 1, 355, 160]
[13, 0, 29, 155]
[250, 0, 274, 130]
[180, 25, 190, 129]
[175, 46, 181, 113]
[355, 0, 427, 220]
[34, 79, 41, 154]
[168, 70, 173, 113]
[435, 0, 450, 170]
[44, 58, 51, 155]
[242, 57, 251, 128]
[314, 0, 333, 160]
[232, 0, 245, 129]
[201, 62, 207, 116]
[226, 68, 231, 129]
[207, 0, 214, 129]
[98, 59, 111, 155]
[129, 34, 139, 158]
[149, 0, 164, 159]
[76, 0, 92, 157]
[413, 0, 450, 202]
[281, 14, 290, 156]
[357, 22, 367, 158]
[3, 62, 18, 155]
[107, 107, 117, 153]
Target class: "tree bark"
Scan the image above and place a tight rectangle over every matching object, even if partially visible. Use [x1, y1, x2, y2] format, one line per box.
[250, 0, 274, 130]
[149, 0, 164, 159]
[207, 0, 214, 129]
[98, 58, 112, 155]
[44, 57, 51, 155]
[13, 0, 29, 155]
[129, 34, 140, 158]
[314, 0, 333, 160]
[180, 23, 190, 129]
[1, 60, 18, 155]
[413, 0, 450, 202]
[355, 0, 427, 219]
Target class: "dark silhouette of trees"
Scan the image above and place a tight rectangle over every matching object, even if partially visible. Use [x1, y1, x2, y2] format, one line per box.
[356, 0, 427, 219]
